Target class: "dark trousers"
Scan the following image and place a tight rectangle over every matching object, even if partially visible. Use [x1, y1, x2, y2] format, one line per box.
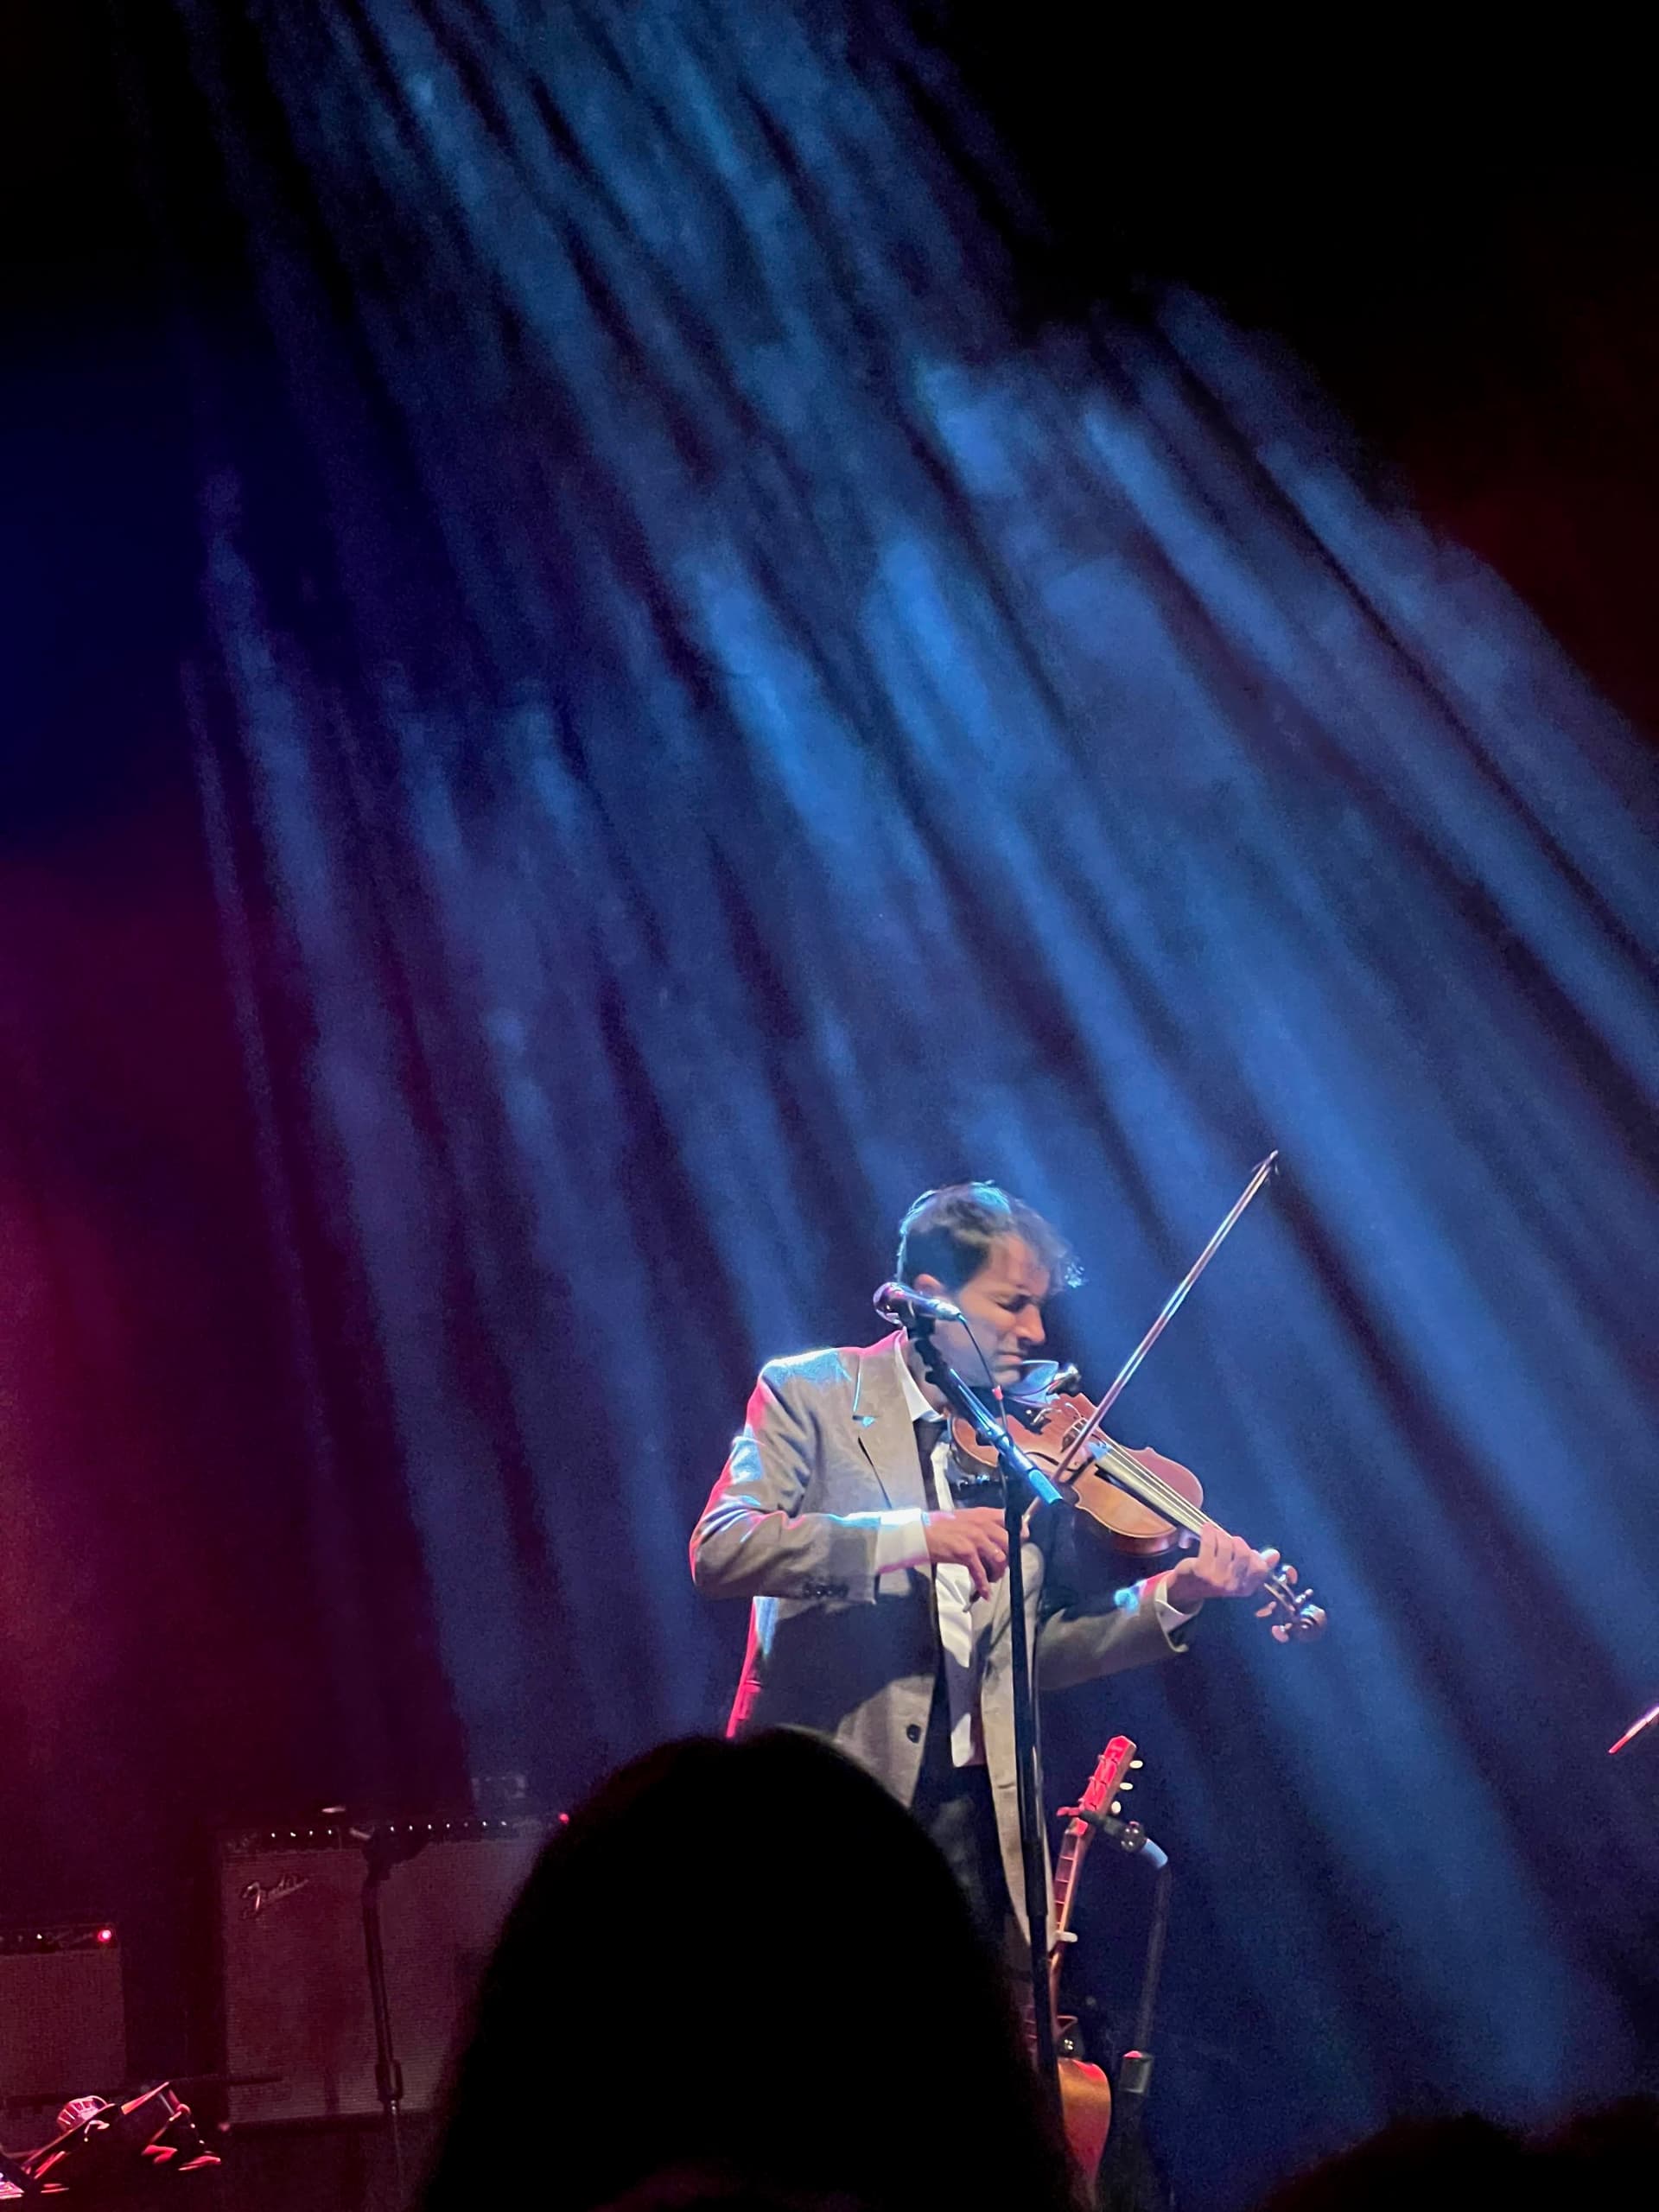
[909, 1669, 1015, 1956]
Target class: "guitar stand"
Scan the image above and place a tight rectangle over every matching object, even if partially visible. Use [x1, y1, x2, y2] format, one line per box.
[1088, 1818, 1173, 2212]
[1115, 1859, 1172, 2179]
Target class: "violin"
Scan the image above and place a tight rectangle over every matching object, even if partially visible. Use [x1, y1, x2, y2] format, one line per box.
[950, 1368, 1326, 1643]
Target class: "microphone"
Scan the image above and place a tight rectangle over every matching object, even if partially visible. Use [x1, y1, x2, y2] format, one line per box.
[873, 1281, 963, 1325]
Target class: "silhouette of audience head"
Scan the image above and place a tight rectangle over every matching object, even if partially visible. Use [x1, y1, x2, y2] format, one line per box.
[1255, 2097, 1659, 2211]
[1253, 2113, 1532, 2212]
[423, 1730, 1075, 2212]
[1536, 2094, 1659, 2195]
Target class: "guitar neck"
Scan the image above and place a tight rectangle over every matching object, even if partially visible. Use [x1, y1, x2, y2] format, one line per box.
[1052, 1821, 1090, 1936]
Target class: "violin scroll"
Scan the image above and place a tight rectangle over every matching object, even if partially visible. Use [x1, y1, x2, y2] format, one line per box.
[1257, 1563, 1326, 1642]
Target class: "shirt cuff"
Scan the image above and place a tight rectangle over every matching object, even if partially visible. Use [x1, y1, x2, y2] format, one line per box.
[1149, 1573, 1196, 1630]
[874, 1508, 930, 1574]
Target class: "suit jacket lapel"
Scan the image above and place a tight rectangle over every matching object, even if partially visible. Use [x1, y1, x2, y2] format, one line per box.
[849, 1332, 928, 1511]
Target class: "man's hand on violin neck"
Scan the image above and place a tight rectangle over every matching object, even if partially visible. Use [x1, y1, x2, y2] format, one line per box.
[923, 1510, 1009, 1600]
[1162, 1524, 1278, 1611]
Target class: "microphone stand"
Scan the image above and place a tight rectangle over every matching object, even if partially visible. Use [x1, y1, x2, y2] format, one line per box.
[350, 1822, 429, 2203]
[905, 1314, 1069, 2121]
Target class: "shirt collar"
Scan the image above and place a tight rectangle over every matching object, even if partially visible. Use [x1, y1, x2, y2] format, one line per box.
[893, 1337, 941, 1424]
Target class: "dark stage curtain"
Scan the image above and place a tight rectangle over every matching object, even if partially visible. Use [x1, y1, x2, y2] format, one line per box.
[3, 6, 1658, 2202]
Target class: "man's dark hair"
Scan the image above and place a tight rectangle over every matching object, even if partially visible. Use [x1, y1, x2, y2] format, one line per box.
[895, 1182, 1082, 1294]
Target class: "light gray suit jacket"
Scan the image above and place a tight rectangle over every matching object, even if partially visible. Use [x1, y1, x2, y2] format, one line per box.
[690, 1332, 1184, 1927]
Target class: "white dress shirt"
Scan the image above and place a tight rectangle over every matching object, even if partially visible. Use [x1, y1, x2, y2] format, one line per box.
[872, 1340, 1193, 1767]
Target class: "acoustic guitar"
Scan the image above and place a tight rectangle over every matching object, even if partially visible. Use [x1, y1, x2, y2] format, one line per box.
[1047, 1732, 1139, 2188]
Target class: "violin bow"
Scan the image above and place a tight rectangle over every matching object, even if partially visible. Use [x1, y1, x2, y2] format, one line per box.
[1051, 1150, 1279, 1485]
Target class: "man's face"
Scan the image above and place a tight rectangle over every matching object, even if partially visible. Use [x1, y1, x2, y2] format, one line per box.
[913, 1234, 1050, 1389]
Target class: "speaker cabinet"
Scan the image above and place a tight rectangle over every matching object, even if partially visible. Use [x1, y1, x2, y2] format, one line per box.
[218, 1821, 546, 2126]
[0, 1923, 126, 2111]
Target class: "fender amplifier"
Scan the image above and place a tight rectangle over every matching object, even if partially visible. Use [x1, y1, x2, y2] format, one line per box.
[218, 1819, 547, 2126]
[0, 1923, 126, 2110]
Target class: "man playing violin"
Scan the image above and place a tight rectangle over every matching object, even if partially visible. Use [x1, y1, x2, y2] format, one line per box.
[690, 1182, 1275, 1949]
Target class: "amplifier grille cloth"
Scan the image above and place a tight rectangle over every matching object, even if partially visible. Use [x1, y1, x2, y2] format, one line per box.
[0, 1936, 126, 2108]
[219, 1826, 545, 2126]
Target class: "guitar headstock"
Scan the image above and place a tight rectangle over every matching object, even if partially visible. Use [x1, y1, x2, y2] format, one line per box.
[1052, 1734, 1142, 1967]
[1060, 1734, 1138, 1825]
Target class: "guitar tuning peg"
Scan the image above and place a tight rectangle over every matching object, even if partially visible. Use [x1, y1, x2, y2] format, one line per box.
[1118, 1779, 1133, 1790]
[1128, 1759, 1144, 1770]
[1109, 1800, 1122, 1815]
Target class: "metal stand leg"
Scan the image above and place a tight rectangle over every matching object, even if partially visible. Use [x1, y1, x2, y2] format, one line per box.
[361, 1868, 405, 2202]
[1103, 1856, 1173, 2212]
[906, 1316, 1066, 2125]
[1002, 1492, 1061, 2113]
[352, 1822, 429, 2207]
